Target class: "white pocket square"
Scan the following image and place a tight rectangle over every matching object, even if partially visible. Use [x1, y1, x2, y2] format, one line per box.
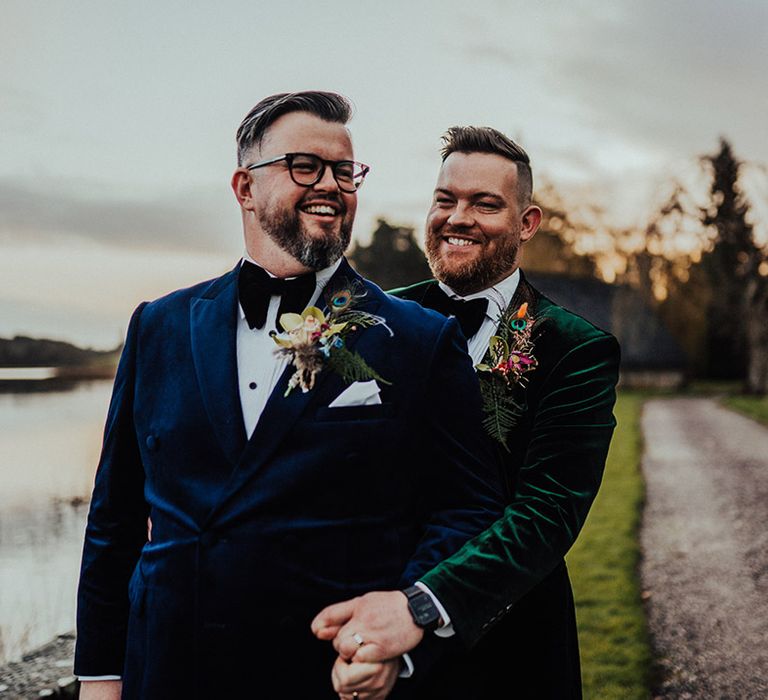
[328, 380, 382, 408]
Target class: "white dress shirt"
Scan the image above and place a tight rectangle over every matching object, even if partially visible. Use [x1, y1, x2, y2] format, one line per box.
[237, 253, 342, 437]
[438, 268, 520, 365]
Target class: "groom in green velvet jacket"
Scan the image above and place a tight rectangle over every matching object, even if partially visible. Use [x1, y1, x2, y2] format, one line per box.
[313, 126, 620, 699]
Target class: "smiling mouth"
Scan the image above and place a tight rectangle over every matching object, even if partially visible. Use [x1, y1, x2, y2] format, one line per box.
[300, 203, 340, 217]
[445, 236, 479, 247]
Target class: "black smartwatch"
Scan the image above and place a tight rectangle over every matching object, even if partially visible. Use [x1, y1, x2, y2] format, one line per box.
[402, 585, 442, 632]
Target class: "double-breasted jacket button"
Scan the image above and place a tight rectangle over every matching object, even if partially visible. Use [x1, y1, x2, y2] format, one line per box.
[145, 435, 159, 452]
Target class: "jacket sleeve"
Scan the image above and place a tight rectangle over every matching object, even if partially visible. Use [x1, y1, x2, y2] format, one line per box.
[74, 303, 150, 675]
[398, 316, 506, 586]
[419, 331, 620, 647]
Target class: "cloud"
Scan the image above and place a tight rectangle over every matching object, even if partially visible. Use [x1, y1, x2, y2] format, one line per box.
[0, 177, 239, 253]
[464, 0, 768, 163]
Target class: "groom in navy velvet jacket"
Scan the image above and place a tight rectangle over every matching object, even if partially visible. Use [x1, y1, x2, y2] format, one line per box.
[74, 91, 503, 699]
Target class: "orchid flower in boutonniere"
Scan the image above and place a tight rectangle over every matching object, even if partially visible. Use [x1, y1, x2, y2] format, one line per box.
[272, 284, 392, 396]
[476, 302, 538, 449]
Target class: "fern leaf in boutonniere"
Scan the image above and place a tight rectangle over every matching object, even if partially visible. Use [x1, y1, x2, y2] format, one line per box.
[476, 302, 538, 449]
[327, 344, 388, 385]
[479, 375, 526, 449]
[272, 282, 392, 396]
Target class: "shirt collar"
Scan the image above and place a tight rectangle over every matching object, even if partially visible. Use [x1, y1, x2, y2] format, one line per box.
[438, 268, 520, 320]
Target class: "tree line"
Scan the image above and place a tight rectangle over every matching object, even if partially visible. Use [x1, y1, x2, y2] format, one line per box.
[0, 335, 120, 368]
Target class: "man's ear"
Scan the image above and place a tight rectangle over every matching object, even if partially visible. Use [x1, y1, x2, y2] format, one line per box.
[520, 205, 542, 243]
[231, 168, 254, 210]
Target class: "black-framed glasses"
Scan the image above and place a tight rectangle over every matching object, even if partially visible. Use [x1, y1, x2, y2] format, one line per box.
[245, 152, 370, 193]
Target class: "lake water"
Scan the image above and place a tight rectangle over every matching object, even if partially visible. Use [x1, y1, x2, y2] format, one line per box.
[0, 380, 113, 665]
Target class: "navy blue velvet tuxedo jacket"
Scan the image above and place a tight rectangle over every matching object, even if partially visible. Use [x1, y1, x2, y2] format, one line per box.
[74, 259, 503, 698]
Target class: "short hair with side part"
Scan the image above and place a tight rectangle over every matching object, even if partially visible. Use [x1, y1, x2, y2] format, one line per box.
[441, 126, 533, 207]
[236, 91, 353, 165]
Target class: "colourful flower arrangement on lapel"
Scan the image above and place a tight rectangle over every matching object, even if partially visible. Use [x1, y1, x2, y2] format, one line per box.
[272, 283, 392, 396]
[476, 302, 538, 449]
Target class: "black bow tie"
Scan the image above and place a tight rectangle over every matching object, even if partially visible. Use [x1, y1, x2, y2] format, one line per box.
[238, 260, 316, 331]
[423, 285, 489, 339]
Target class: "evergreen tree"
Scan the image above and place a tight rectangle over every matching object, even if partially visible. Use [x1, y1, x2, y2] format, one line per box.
[699, 138, 768, 391]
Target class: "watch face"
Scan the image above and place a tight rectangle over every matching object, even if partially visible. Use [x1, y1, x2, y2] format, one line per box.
[408, 592, 440, 629]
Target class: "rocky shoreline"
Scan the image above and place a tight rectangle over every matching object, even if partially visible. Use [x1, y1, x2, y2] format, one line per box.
[0, 634, 78, 699]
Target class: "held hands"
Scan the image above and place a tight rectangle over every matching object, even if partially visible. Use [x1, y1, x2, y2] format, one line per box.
[313, 591, 423, 699]
[331, 656, 400, 700]
[312, 590, 424, 662]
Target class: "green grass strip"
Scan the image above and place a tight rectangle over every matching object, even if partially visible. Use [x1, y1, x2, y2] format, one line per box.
[566, 392, 652, 699]
[722, 395, 768, 426]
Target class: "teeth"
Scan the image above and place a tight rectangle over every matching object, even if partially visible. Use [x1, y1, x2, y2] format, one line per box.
[304, 205, 337, 215]
[447, 237, 475, 246]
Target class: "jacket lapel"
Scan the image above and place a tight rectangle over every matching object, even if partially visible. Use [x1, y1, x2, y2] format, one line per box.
[247, 258, 381, 455]
[466, 270, 538, 365]
[507, 270, 538, 319]
[190, 266, 247, 467]
[204, 258, 381, 521]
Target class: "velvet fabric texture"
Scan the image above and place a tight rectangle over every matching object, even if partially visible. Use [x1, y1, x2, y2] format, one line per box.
[74, 258, 505, 699]
[393, 273, 620, 699]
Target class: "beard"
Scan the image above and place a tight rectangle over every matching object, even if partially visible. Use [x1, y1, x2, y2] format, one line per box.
[425, 227, 520, 296]
[258, 199, 353, 271]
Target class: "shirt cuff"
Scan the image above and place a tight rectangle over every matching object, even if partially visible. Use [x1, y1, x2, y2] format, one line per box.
[398, 653, 415, 678]
[414, 581, 455, 638]
[77, 676, 122, 681]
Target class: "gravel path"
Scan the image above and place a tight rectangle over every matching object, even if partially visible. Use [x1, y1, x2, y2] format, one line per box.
[640, 398, 768, 698]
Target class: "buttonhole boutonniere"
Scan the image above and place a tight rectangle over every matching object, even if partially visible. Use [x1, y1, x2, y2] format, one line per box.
[272, 284, 392, 396]
[475, 302, 538, 449]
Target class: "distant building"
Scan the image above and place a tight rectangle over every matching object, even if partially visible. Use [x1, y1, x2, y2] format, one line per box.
[527, 273, 688, 389]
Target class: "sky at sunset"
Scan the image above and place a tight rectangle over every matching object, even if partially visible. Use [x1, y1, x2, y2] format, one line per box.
[2, 0, 767, 347]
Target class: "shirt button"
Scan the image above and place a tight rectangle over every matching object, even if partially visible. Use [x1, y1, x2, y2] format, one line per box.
[249, 381, 257, 390]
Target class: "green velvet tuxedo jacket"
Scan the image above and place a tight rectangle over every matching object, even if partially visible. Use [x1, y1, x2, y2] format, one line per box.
[392, 272, 620, 699]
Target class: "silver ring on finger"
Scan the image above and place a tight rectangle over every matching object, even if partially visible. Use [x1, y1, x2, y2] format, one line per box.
[352, 632, 365, 647]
